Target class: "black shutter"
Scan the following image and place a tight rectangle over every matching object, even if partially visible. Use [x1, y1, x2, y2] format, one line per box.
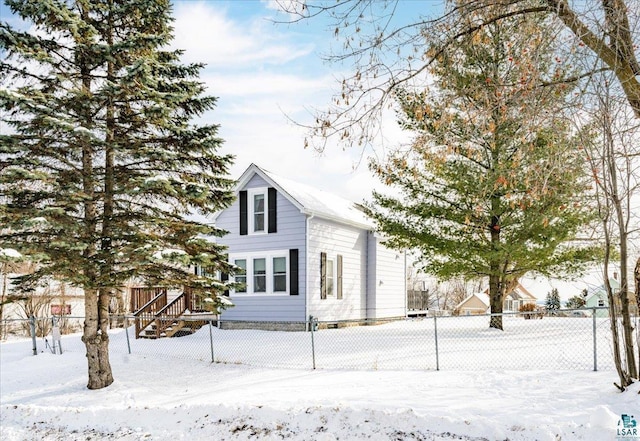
[289, 249, 299, 295]
[221, 254, 229, 296]
[268, 187, 277, 233]
[320, 252, 327, 299]
[337, 254, 343, 299]
[239, 190, 247, 235]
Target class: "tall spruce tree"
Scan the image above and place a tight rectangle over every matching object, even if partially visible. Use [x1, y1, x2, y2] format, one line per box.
[0, 0, 234, 389]
[366, 6, 597, 330]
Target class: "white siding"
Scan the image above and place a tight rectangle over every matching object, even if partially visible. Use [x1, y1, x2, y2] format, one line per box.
[215, 174, 307, 321]
[367, 234, 406, 319]
[307, 217, 368, 321]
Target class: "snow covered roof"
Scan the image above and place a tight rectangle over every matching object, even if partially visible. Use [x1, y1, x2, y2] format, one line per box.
[455, 292, 490, 310]
[233, 163, 374, 230]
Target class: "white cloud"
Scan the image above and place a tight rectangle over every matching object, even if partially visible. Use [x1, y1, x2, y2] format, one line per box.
[200, 71, 332, 98]
[172, 2, 313, 67]
[169, 1, 405, 205]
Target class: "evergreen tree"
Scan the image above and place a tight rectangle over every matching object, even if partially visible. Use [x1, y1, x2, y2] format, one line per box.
[0, 0, 234, 389]
[366, 6, 598, 330]
[565, 295, 586, 310]
[546, 288, 562, 313]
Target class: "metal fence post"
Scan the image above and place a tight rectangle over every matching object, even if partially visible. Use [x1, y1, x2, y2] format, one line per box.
[124, 316, 131, 355]
[434, 315, 439, 371]
[310, 315, 316, 370]
[29, 315, 37, 355]
[592, 307, 597, 372]
[208, 320, 215, 363]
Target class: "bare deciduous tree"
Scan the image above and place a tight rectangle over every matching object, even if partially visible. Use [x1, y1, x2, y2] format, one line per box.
[579, 68, 640, 388]
[276, 0, 640, 149]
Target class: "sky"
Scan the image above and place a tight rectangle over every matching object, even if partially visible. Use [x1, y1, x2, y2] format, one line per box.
[167, 0, 436, 203]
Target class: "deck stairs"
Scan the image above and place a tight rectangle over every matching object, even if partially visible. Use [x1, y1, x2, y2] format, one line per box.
[132, 288, 206, 339]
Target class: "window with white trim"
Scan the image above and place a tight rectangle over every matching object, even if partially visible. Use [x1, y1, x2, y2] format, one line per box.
[234, 259, 247, 293]
[230, 251, 289, 295]
[253, 257, 267, 292]
[326, 258, 335, 296]
[248, 188, 267, 234]
[320, 252, 343, 300]
[273, 256, 287, 292]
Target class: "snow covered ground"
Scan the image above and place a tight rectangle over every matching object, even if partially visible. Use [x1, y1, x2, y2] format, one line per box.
[1, 320, 638, 441]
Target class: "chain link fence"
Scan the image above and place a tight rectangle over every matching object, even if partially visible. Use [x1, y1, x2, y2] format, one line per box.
[1, 308, 631, 372]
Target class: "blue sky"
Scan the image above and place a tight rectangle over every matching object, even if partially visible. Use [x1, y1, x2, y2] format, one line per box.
[0, 0, 444, 202]
[168, 0, 420, 202]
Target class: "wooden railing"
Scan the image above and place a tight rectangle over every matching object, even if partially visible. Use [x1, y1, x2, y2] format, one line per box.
[152, 294, 187, 338]
[131, 287, 167, 312]
[133, 291, 167, 338]
[407, 290, 431, 311]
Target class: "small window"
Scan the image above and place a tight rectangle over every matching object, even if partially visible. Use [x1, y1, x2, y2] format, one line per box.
[234, 259, 246, 293]
[253, 193, 265, 232]
[253, 258, 266, 292]
[326, 258, 335, 296]
[273, 256, 287, 292]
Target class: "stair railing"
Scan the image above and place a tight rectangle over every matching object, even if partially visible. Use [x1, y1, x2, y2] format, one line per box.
[133, 291, 167, 338]
[153, 294, 187, 338]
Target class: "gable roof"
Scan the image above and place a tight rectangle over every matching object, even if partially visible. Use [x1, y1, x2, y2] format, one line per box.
[481, 282, 538, 301]
[228, 163, 374, 230]
[585, 278, 620, 302]
[456, 292, 490, 310]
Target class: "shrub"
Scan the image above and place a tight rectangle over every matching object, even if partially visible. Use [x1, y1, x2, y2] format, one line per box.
[519, 303, 538, 319]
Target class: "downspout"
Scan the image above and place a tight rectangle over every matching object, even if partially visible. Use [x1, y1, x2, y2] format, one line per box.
[404, 250, 408, 318]
[365, 231, 370, 320]
[305, 212, 314, 331]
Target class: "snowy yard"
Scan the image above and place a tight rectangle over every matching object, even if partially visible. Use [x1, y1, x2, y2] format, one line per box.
[1, 317, 638, 440]
[41, 314, 616, 371]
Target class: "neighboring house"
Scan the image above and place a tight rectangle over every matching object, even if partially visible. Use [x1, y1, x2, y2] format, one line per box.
[501, 283, 537, 312]
[455, 282, 537, 315]
[211, 163, 406, 327]
[455, 292, 490, 315]
[584, 277, 619, 318]
[1, 270, 84, 336]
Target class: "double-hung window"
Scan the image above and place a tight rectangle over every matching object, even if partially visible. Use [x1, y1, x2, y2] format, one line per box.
[326, 258, 335, 296]
[234, 259, 247, 293]
[273, 256, 287, 292]
[253, 258, 267, 292]
[320, 252, 343, 300]
[252, 192, 265, 233]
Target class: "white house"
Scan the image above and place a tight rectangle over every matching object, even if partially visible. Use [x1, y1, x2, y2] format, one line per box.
[211, 164, 406, 326]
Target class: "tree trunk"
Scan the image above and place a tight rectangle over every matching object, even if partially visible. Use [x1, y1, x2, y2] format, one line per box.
[635, 257, 640, 373]
[602, 215, 632, 390]
[82, 287, 113, 390]
[489, 274, 504, 330]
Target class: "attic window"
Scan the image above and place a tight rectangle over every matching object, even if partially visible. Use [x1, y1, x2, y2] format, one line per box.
[249, 188, 266, 233]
